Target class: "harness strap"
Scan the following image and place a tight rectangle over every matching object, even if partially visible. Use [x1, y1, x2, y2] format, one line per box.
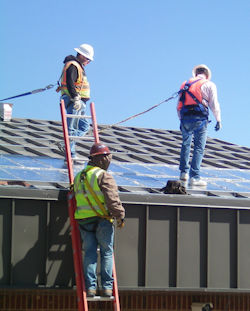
[179, 79, 209, 121]
[79, 168, 112, 221]
[83, 174, 109, 217]
[182, 79, 201, 103]
[185, 78, 202, 88]
[186, 89, 202, 105]
[185, 90, 208, 112]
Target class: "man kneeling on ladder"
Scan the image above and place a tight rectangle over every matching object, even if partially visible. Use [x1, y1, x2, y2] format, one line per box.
[74, 143, 125, 297]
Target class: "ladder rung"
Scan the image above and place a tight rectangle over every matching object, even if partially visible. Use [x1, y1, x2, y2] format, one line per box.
[68, 136, 94, 141]
[65, 114, 92, 119]
[87, 296, 115, 302]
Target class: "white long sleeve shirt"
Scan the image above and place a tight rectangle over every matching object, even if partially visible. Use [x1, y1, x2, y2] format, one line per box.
[177, 74, 221, 122]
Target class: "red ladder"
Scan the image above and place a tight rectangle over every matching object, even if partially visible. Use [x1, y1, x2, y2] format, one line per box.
[59, 99, 121, 311]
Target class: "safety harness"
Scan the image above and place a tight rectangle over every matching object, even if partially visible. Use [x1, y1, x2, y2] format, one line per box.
[56, 60, 90, 99]
[76, 167, 113, 222]
[179, 78, 209, 119]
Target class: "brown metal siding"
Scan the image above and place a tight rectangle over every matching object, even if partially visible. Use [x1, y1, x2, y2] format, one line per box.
[2, 197, 250, 292]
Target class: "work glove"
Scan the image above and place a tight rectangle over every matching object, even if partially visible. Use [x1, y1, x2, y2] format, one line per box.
[117, 218, 125, 229]
[72, 95, 82, 111]
[215, 121, 222, 131]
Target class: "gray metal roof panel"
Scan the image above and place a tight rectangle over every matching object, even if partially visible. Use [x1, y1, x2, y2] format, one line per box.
[0, 117, 250, 205]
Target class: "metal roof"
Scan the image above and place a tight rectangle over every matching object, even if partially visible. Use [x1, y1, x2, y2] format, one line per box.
[0, 117, 250, 205]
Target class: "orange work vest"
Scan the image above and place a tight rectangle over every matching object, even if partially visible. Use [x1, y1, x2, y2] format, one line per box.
[177, 77, 207, 111]
[60, 60, 90, 99]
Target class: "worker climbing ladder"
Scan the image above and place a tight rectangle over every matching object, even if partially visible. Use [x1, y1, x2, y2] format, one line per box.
[59, 99, 121, 311]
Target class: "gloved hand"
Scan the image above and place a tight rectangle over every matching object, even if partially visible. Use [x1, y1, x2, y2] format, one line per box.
[117, 218, 125, 229]
[72, 95, 82, 111]
[215, 121, 222, 131]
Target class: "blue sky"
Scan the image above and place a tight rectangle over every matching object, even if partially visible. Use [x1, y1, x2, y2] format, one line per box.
[1, 0, 250, 148]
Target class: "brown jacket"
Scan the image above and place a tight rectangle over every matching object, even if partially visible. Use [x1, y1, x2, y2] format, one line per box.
[88, 157, 125, 220]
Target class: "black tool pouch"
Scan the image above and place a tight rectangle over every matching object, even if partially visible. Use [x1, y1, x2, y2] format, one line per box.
[160, 180, 187, 195]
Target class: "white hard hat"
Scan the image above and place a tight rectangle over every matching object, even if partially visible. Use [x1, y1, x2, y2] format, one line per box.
[74, 43, 94, 61]
[192, 64, 211, 80]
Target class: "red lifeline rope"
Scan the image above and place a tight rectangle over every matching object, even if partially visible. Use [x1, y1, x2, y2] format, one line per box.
[99, 91, 180, 133]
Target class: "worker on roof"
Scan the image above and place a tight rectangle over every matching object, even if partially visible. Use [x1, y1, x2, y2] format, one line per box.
[177, 64, 222, 186]
[73, 143, 125, 297]
[57, 43, 94, 160]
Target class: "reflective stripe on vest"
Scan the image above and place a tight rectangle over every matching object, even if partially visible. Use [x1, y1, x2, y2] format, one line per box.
[74, 166, 108, 219]
[60, 60, 90, 99]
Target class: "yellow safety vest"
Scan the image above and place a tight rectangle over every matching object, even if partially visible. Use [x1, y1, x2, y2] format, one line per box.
[60, 60, 90, 99]
[74, 166, 109, 220]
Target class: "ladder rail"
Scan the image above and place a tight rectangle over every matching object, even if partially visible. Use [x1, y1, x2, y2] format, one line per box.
[60, 99, 121, 311]
[90, 102, 99, 144]
[68, 192, 88, 311]
[90, 101, 121, 310]
[112, 253, 121, 311]
[60, 99, 88, 311]
[60, 100, 74, 184]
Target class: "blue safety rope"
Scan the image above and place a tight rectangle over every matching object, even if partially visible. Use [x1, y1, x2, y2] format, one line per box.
[0, 84, 56, 102]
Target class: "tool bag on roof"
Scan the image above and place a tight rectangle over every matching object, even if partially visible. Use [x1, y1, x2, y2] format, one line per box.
[160, 180, 187, 195]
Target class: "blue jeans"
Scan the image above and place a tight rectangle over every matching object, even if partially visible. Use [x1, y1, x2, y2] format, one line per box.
[179, 116, 208, 179]
[61, 95, 89, 157]
[78, 218, 114, 290]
